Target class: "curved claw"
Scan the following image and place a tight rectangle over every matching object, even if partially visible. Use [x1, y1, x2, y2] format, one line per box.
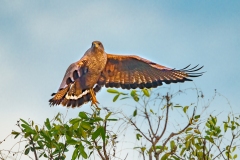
[90, 88, 100, 109]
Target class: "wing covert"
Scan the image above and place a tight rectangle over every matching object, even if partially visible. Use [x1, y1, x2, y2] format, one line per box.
[59, 59, 87, 90]
[99, 54, 203, 89]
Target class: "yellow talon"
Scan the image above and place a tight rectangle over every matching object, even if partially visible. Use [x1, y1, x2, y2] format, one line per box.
[89, 88, 100, 109]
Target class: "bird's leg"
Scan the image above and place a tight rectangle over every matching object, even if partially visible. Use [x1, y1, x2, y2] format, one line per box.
[90, 88, 100, 109]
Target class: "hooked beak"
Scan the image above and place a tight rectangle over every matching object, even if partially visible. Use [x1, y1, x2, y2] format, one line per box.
[92, 42, 98, 48]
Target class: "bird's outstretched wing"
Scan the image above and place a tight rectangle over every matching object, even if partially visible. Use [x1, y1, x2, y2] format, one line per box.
[98, 54, 203, 89]
[49, 59, 101, 108]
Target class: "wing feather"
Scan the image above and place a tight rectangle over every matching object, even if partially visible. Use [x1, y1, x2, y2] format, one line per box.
[100, 54, 203, 89]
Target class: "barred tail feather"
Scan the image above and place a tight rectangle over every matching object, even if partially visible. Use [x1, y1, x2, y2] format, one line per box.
[49, 84, 102, 108]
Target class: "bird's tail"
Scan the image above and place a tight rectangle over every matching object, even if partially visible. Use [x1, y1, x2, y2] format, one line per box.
[49, 81, 102, 108]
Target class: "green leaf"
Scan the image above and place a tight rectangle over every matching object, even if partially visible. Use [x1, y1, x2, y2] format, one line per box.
[35, 125, 39, 132]
[180, 148, 186, 156]
[141, 147, 146, 152]
[105, 112, 112, 120]
[205, 136, 214, 143]
[194, 129, 201, 134]
[79, 112, 88, 119]
[20, 119, 29, 125]
[133, 109, 137, 117]
[130, 90, 137, 97]
[185, 134, 192, 141]
[52, 142, 60, 150]
[142, 88, 150, 97]
[40, 130, 51, 142]
[185, 127, 193, 132]
[119, 92, 128, 95]
[136, 133, 142, 140]
[92, 127, 101, 140]
[33, 133, 39, 141]
[150, 109, 154, 114]
[120, 97, 129, 100]
[161, 153, 170, 160]
[206, 122, 210, 128]
[107, 89, 119, 94]
[155, 145, 163, 150]
[79, 144, 88, 159]
[174, 105, 182, 108]
[224, 123, 228, 132]
[232, 146, 236, 152]
[113, 94, 120, 102]
[80, 121, 91, 130]
[194, 115, 200, 119]
[106, 118, 118, 121]
[186, 139, 191, 149]
[130, 90, 139, 102]
[170, 140, 176, 150]
[183, 106, 189, 113]
[96, 146, 102, 149]
[233, 154, 237, 159]
[52, 148, 61, 155]
[21, 124, 32, 130]
[72, 148, 78, 160]
[90, 117, 103, 122]
[70, 118, 81, 125]
[195, 144, 202, 150]
[14, 133, 20, 139]
[81, 129, 87, 139]
[54, 113, 60, 120]
[24, 148, 30, 155]
[45, 118, 51, 130]
[37, 141, 44, 148]
[67, 138, 78, 145]
[21, 124, 35, 134]
[133, 96, 139, 102]
[211, 116, 217, 125]
[11, 131, 20, 135]
[99, 126, 106, 142]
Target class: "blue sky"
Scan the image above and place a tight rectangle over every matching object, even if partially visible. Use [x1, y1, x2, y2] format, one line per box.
[0, 1, 240, 159]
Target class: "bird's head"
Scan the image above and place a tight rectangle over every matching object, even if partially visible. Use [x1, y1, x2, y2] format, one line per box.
[92, 41, 104, 51]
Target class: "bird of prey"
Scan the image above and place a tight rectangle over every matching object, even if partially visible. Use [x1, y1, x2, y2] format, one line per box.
[49, 41, 203, 108]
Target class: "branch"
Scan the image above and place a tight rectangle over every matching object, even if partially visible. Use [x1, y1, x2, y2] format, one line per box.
[212, 149, 226, 160]
[93, 140, 105, 160]
[227, 134, 235, 160]
[148, 94, 171, 158]
[155, 116, 162, 136]
[156, 106, 196, 155]
[144, 107, 155, 137]
[127, 118, 151, 142]
[102, 120, 109, 160]
[29, 135, 38, 160]
[157, 94, 170, 141]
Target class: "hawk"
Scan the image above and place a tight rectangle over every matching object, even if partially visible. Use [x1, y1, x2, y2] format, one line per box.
[49, 41, 203, 108]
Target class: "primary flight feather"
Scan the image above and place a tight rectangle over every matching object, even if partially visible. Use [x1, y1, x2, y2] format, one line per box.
[49, 41, 203, 108]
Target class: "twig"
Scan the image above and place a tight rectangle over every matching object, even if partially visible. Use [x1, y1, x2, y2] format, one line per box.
[155, 116, 161, 136]
[227, 134, 235, 160]
[157, 106, 196, 155]
[102, 120, 109, 160]
[128, 118, 151, 142]
[93, 140, 105, 160]
[29, 135, 38, 160]
[144, 107, 155, 137]
[212, 149, 226, 160]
